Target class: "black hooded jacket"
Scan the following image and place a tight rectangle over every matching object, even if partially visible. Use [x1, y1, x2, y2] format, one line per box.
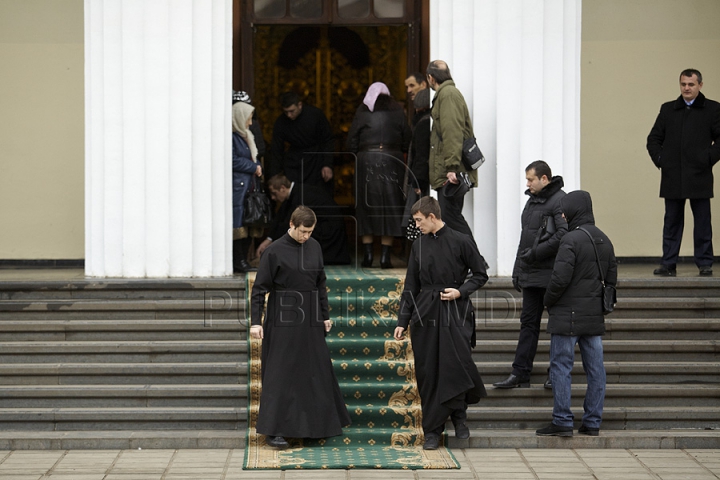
[544, 190, 618, 336]
[512, 176, 567, 288]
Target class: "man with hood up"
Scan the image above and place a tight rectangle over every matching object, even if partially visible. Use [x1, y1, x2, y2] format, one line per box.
[536, 190, 617, 437]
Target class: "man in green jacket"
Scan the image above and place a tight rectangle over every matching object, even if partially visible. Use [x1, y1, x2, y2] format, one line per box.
[426, 60, 478, 241]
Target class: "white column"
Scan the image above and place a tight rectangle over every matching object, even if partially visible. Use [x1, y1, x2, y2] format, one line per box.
[85, 0, 233, 277]
[430, 0, 581, 276]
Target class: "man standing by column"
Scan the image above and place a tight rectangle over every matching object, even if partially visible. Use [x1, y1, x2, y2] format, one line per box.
[426, 60, 477, 241]
[494, 161, 566, 389]
[647, 68, 720, 277]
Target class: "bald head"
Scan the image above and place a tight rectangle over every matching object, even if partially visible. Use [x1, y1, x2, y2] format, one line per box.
[426, 60, 453, 89]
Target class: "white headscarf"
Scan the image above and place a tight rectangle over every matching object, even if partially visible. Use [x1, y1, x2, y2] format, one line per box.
[363, 82, 391, 112]
[232, 101, 258, 162]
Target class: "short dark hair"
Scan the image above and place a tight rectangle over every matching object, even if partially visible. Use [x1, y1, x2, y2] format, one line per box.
[280, 91, 301, 108]
[525, 160, 552, 180]
[411, 196, 442, 220]
[680, 68, 703, 83]
[290, 206, 316, 228]
[407, 72, 427, 85]
[268, 174, 292, 190]
[426, 60, 452, 84]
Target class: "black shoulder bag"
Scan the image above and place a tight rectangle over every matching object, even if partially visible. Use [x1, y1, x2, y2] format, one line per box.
[244, 176, 274, 227]
[578, 227, 616, 315]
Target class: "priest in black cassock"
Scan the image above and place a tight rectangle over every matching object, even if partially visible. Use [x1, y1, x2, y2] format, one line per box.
[269, 92, 335, 193]
[394, 196, 488, 450]
[255, 174, 351, 265]
[250, 206, 351, 449]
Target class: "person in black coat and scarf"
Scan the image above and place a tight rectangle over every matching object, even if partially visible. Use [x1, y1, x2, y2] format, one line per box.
[536, 190, 617, 437]
[347, 82, 411, 268]
[646, 69, 720, 277]
[494, 161, 567, 389]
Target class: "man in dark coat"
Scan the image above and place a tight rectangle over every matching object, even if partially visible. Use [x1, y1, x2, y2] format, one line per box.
[270, 92, 335, 193]
[494, 161, 567, 389]
[394, 196, 488, 450]
[647, 68, 720, 277]
[250, 206, 351, 448]
[255, 174, 350, 265]
[536, 190, 617, 437]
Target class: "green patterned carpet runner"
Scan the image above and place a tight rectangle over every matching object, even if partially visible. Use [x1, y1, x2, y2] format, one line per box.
[244, 266, 459, 469]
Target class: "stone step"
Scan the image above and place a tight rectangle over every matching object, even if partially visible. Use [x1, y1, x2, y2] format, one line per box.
[448, 429, 720, 449]
[0, 428, 716, 450]
[477, 361, 720, 384]
[0, 341, 246, 363]
[0, 362, 246, 385]
[481, 384, 720, 408]
[472, 339, 720, 362]
[465, 406, 720, 430]
[0, 407, 247, 430]
[0, 319, 246, 341]
[0, 385, 246, 408]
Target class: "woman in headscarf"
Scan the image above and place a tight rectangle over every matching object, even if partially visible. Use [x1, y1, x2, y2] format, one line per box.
[346, 82, 411, 268]
[233, 101, 263, 273]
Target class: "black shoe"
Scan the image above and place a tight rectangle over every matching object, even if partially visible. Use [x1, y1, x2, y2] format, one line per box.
[380, 245, 393, 269]
[453, 422, 470, 439]
[423, 433, 440, 450]
[265, 435, 290, 449]
[361, 243, 373, 268]
[699, 266, 713, 276]
[233, 259, 256, 274]
[536, 423, 573, 437]
[493, 374, 530, 389]
[578, 424, 600, 436]
[653, 265, 676, 277]
[451, 409, 470, 439]
[544, 376, 552, 390]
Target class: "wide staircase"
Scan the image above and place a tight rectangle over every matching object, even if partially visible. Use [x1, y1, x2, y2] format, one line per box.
[0, 270, 717, 449]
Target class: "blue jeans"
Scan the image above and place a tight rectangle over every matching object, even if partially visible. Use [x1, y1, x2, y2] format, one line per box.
[549, 334, 606, 429]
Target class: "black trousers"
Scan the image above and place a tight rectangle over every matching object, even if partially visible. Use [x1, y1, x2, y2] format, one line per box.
[511, 287, 546, 380]
[662, 198, 713, 268]
[437, 186, 475, 242]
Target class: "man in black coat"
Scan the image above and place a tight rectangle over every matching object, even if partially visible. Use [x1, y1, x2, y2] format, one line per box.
[647, 68, 720, 276]
[494, 161, 567, 389]
[536, 190, 617, 437]
[255, 174, 350, 265]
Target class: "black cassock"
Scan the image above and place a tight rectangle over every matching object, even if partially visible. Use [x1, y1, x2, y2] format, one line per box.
[397, 226, 488, 435]
[251, 234, 351, 438]
[267, 184, 351, 265]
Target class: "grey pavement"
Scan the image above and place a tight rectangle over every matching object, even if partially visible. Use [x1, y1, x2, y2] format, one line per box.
[0, 449, 717, 479]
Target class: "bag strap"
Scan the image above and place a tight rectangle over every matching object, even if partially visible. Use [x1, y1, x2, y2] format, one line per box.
[577, 227, 606, 285]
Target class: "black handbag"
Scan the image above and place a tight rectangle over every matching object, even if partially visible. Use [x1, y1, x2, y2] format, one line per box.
[539, 214, 557, 243]
[578, 227, 616, 315]
[243, 177, 273, 226]
[461, 137, 486, 170]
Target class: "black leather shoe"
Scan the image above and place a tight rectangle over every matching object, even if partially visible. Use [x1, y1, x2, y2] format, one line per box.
[423, 433, 440, 450]
[699, 266, 713, 276]
[493, 374, 530, 389]
[544, 375, 552, 390]
[653, 265, 676, 276]
[578, 424, 600, 436]
[536, 423, 573, 437]
[265, 435, 290, 449]
[380, 245, 393, 269]
[233, 259, 256, 274]
[361, 243, 373, 268]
